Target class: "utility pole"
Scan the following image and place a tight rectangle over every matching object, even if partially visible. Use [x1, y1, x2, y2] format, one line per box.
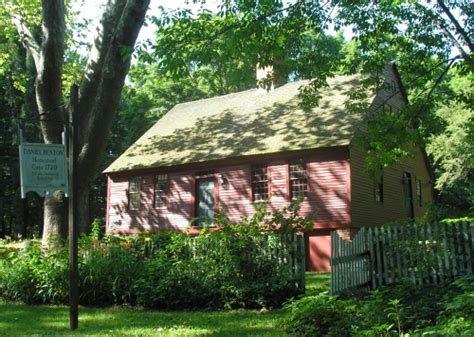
[68, 85, 79, 330]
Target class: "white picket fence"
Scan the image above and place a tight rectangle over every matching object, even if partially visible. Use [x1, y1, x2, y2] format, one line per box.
[331, 221, 474, 294]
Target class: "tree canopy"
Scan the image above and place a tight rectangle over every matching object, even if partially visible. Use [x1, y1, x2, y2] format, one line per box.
[0, 0, 150, 244]
[136, 0, 472, 211]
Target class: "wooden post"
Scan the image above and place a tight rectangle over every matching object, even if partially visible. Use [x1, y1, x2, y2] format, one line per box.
[68, 85, 79, 330]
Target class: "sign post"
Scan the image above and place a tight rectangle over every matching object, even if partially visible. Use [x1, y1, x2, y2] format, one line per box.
[18, 85, 80, 330]
[68, 85, 79, 330]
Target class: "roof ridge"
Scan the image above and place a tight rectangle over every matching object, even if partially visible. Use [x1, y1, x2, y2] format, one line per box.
[173, 79, 308, 108]
[176, 87, 258, 107]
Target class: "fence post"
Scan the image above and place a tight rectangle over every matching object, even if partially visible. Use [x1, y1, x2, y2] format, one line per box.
[367, 228, 375, 289]
[330, 231, 336, 295]
[299, 234, 305, 292]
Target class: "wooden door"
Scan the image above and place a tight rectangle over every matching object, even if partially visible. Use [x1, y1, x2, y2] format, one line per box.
[195, 178, 215, 226]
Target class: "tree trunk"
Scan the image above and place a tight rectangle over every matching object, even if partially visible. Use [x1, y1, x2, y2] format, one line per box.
[42, 191, 67, 247]
[12, 0, 150, 247]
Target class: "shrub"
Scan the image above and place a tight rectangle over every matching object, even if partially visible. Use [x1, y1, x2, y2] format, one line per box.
[0, 201, 309, 309]
[0, 240, 68, 304]
[283, 294, 356, 336]
[79, 237, 145, 306]
[282, 276, 474, 336]
[416, 275, 474, 336]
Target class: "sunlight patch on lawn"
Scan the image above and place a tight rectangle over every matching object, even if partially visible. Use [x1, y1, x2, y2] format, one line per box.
[0, 304, 286, 336]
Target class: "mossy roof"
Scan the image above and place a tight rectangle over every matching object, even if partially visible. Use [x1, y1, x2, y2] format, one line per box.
[104, 75, 369, 173]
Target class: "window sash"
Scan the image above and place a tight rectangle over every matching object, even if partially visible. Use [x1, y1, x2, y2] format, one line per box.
[289, 163, 308, 199]
[129, 177, 141, 210]
[154, 174, 167, 208]
[251, 164, 268, 201]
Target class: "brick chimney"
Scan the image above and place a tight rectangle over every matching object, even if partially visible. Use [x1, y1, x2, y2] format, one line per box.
[256, 60, 287, 91]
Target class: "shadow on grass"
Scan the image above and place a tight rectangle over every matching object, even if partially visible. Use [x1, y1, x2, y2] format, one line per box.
[0, 303, 286, 336]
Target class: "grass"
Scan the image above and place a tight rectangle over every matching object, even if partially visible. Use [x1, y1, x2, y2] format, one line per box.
[0, 304, 286, 336]
[305, 272, 330, 295]
[0, 272, 330, 336]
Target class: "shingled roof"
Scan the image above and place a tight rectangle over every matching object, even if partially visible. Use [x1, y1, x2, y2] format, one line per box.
[104, 75, 370, 173]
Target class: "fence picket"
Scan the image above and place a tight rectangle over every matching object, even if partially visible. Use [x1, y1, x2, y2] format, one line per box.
[432, 222, 442, 284]
[465, 222, 473, 274]
[420, 223, 429, 284]
[331, 220, 473, 295]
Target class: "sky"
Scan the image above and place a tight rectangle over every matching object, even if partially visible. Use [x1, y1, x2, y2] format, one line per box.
[73, 0, 221, 49]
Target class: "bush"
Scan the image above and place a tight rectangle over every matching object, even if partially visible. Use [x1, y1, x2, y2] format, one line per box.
[79, 236, 145, 306]
[415, 275, 474, 336]
[0, 240, 68, 304]
[282, 275, 474, 336]
[283, 294, 356, 336]
[0, 201, 310, 309]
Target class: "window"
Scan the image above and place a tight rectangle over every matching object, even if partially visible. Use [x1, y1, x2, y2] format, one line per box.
[374, 175, 383, 203]
[251, 164, 268, 201]
[129, 177, 141, 210]
[289, 162, 308, 199]
[154, 174, 168, 208]
[416, 178, 422, 207]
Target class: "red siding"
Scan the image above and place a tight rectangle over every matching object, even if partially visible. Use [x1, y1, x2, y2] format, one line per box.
[306, 231, 332, 272]
[106, 147, 351, 233]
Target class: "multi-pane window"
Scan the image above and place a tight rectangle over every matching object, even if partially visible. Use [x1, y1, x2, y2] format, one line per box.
[416, 178, 422, 207]
[289, 163, 308, 199]
[129, 177, 141, 210]
[251, 164, 268, 201]
[154, 174, 168, 208]
[374, 175, 384, 203]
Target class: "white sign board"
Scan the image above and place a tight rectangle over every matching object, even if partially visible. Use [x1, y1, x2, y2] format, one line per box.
[19, 142, 68, 198]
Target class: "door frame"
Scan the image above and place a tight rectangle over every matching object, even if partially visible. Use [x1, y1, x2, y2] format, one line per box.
[194, 173, 219, 226]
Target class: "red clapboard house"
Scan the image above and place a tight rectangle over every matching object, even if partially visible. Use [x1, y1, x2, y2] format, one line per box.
[104, 64, 434, 272]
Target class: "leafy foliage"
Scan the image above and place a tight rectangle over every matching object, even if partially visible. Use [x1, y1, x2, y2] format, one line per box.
[0, 204, 310, 309]
[146, 0, 473, 211]
[283, 294, 356, 337]
[282, 275, 474, 336]
[426, 70, 474, 210]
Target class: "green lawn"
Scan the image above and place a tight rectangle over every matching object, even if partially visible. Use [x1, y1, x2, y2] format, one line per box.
[305, 272, 330, 295]
[0, 272, 330, 336]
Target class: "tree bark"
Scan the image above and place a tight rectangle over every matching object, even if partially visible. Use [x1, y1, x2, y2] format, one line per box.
[42, 191, 68, 248]
[12, 0, 150, 244]
[75, 0, 150, 233]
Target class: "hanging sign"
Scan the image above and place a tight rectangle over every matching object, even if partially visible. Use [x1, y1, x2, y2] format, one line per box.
[19, 136, 68, 199]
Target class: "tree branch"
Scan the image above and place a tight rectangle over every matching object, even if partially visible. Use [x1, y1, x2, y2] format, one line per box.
[77, 0, 150, 182]
[12, 15, 41, 69]
[417, 3, 474, 71]
[77, 0, 128, 135]
[35, 0, 66, 144]
[437, 0, 473, 53]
